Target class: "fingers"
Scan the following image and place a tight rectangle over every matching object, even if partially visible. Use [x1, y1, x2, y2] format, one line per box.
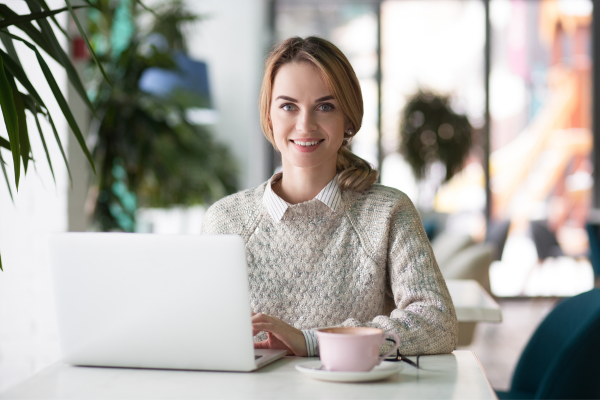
[252, 313, 276, 333]
[252, 313, 268, 322]
[253, 323, 303, 354]
[251, 314, 293, 341]
[252, 313, 266, 335]
[252, 324, 264, 336]
[251, 312, 268, 334]
[252, 321, 277, 334]
[253, 340, 270, 350]
[253, 333, 294, 356]
[252, 315, 289, 342]
[252, 321, 282, 337]
[252, 313, 280, 336]
[252, 314, 293, 336]
[251, 316, 307, 356]
[252, 313, 287, 328]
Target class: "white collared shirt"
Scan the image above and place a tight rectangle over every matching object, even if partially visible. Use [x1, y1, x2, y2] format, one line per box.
[261, 173, 343, 355]
[262, 174, 343, 222]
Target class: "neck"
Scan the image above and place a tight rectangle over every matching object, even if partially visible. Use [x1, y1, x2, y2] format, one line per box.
[276, 160, 337, 204]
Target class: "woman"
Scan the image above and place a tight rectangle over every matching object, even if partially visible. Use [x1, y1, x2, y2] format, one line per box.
[202, 36, 457, 357]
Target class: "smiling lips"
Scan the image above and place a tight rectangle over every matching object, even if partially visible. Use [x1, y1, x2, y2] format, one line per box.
[290, 138, 324, 152]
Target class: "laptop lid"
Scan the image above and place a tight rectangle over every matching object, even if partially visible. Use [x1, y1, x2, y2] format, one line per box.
[48, 233, 261, 372]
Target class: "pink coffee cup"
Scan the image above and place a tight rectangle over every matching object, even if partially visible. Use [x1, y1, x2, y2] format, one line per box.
[315, 327, 400, 372]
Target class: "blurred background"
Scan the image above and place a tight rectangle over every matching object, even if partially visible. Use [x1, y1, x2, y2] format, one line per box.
[0, 0, 598, 393]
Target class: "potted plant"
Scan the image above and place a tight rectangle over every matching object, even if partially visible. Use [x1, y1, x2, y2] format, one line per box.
[399, 89, 473, 184]
[85, 0, 238, 232]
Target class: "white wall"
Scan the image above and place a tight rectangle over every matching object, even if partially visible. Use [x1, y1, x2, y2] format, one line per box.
[0, 0, 68, 392]
[185, 0, 272, 189]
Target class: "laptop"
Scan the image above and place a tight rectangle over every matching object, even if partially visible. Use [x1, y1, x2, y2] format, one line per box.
[48, 233, 286, 372]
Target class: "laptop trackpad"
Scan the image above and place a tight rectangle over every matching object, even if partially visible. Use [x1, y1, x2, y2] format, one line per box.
[253, 349, 286, 369]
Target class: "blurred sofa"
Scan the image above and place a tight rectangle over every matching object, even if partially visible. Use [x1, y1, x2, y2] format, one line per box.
[430, 228, 504, 346]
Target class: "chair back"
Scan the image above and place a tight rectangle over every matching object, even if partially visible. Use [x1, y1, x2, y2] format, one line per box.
[439, 243, 494, 293]
[585, 223, 600, 278]
[510, 289, 600, 399]
[530, 219, 563, 259]
[431, 232, 474, 269]
[485, 220, 510, 261]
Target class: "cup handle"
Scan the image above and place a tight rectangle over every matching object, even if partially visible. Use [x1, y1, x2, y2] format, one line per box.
[378, 331, 400, 365]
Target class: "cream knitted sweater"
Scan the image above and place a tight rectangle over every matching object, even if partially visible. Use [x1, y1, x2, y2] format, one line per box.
[201, 182, 458, 356]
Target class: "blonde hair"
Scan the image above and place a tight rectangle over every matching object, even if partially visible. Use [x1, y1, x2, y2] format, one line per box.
[259, 36, 378, 192]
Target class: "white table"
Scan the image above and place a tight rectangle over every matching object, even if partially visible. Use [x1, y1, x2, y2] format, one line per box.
[446, 279, 502, 323]
[1, 351, 497, 399]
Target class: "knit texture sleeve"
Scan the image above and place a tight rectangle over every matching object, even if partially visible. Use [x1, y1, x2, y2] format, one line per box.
[341, 187, 458, 356]
[201, 201, 226, 235]
[201, 184, 266, 237]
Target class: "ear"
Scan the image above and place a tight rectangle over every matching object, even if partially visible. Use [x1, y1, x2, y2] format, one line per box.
[343, 118, 353, 135]
[344, 124, 353, 136]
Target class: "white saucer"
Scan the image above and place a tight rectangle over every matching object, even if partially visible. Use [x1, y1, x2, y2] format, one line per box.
[295, 361, 403, 382]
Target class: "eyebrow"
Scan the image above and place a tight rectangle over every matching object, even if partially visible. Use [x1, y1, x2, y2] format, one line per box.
[274, 95, 335, 103]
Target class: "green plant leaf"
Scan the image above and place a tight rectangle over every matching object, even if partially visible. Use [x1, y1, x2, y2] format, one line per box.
[0, 5, 53, 56]
[0, 136, 9, 150]
[30, 107, 55, 183]
[0, 5, 92, 112]
[0, 5, 88, 107]
[47, 113, 72, 185]
[0, 250, 3, 271]
[5, 38, 67, 184]
[5, 32, 96, 175]
[0, 6, 86, 30]
[0, 55, 20, 188]
[0, 31, 23, 70]
[64, 0, 112, 88]
[14, 89, 29, 173]
[24, 1, 98, 117]
[5, 71, 30, 173]
[0, 143, 14, 202]
[0, 48, 46, 108]
[35, 49, 96, 175]
[28, 0, 71, 37]
[20, 93, 42, 114]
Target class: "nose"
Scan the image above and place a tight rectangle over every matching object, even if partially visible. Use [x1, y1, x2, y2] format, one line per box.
[295, 109, 317, 133]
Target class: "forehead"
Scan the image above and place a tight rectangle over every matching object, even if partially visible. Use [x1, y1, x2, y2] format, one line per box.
[272, 62, 332, 98]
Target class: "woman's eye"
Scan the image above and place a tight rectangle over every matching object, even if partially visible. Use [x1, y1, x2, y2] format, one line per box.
[318, 103, 334, 112]
[281, 104, 296, 111]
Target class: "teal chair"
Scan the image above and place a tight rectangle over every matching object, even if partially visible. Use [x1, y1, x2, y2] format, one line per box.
[496, 289, 600, 399]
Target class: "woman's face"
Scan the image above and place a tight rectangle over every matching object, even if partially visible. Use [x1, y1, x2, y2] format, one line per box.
[270, 62, 349, 172]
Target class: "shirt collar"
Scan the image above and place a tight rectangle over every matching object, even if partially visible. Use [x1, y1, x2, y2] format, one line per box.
[262, 174, 342, 222]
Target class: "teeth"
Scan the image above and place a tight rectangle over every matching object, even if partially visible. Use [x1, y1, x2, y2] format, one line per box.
[293, 140, 320, 146]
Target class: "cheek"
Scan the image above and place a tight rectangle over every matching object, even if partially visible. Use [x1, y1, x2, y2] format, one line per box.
[325, 117, 346, 146]
[269, 110, 287, 146]
[270, 110, 296, 133]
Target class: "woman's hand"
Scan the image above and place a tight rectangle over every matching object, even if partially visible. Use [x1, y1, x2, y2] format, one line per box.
[251, 313, 308, 356]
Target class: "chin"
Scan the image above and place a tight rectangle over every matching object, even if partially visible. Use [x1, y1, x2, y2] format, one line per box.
[287, 157, 335, 170]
